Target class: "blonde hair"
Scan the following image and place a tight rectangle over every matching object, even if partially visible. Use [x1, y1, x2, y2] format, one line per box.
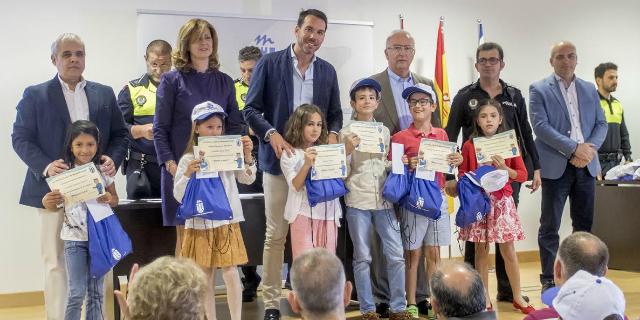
[183, 113, 225, 156]
[127, 256, 207, 320]
[173, 18, 220, 72]
[283, 104, 328, 148]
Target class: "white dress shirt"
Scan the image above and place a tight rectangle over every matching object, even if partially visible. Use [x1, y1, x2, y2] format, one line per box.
[58, 75, 89, 123]
[555, 74, 584, 143]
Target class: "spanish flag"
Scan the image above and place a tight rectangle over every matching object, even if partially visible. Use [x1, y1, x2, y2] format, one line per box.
[435, 17, 455, 214]
[434, 17, 451, 127]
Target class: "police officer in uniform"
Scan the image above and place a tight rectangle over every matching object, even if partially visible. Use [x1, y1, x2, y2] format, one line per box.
[234, 45, 263, 192]
[594, 62, 633, 177]
[118, 40, 172, 199]
[234, 45, 264, 302]
[446, 42, 540, 303]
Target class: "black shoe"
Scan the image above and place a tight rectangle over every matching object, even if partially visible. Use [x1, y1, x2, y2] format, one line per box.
[264, 309, 280, 320]
[416, 299, 432, 315]
[496, 293, 530, 303]
[242, 274, 261, 302]
[284, 280, 292, 290]
[376, 302, 390, 318]
[541, 280, 555, 294]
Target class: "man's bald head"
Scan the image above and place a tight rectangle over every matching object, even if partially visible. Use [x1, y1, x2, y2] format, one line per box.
[550, 41, 577, 59]
[549, 41, 577, 81]
[556, 232, 609, 285]
[430, 262, 486, 318]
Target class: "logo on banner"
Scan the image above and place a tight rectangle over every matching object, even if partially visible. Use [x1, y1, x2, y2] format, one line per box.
[254, 34, 276, 54]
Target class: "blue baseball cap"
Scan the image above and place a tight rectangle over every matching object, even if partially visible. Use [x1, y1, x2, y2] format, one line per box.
[349, 78, 382, 98]
[402, 83, 436, 101]
[191, 101, 227, 121]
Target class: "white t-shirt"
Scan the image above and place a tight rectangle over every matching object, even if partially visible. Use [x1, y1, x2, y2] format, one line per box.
[60, 173, 114, 241]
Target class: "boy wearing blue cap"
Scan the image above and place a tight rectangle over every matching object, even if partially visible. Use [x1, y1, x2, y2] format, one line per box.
[389, 83, 462, 319]
[340, 79, 411, 320]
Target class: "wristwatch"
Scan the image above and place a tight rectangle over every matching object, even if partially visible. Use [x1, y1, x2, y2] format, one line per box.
[265, 129, 277, 142]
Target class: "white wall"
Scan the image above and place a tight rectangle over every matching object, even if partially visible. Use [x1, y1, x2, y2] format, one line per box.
[2, 0, 639, 294]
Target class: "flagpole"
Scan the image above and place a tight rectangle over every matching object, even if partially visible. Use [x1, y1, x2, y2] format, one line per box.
[477, 19, 484, 45]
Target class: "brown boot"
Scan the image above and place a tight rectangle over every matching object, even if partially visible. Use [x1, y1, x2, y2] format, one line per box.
[389, 310, 413, 320]
[362, 311, 380, 320]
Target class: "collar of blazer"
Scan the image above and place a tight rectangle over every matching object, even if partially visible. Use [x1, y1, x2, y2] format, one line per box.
[49, 75, 100, 126]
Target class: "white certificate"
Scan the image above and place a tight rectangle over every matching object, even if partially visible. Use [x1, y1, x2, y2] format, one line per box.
[311, 144, 347, 180]
[391, 143, 405, 175]
[473, 129, 520, 163]
[198, 135, 244, 172]
[46, 162, 105, 205]
[349, 121, 385, 154]
[417, 138, 459, 174]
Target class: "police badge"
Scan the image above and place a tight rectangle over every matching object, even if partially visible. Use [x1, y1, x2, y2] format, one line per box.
[468, 98, 478, 110]
[136, 95, 147, 106]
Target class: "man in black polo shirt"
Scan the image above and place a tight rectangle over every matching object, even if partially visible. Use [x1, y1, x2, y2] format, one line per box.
[445, 42, 540, 303]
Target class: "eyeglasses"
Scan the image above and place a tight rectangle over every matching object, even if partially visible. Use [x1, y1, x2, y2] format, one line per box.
[409, 99, 433, 107]
[477, 57, 501, 65]
[386, 45, 415, 54]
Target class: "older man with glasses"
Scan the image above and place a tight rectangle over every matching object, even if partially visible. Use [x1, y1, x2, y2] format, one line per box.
[369, 30, 439, 318]
[445, 42, 541, 306]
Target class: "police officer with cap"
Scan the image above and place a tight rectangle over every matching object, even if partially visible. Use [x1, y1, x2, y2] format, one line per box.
[118, 39, 172, 199]
[445, 42, 540, 303]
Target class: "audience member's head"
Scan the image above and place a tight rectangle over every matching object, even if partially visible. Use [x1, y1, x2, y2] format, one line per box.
[126, 256, 208, 320]
[553, 270, 625, 320]
[554, 231, 609, 286]
[287, 248, 352, 320]
[430, 261, 493, 319]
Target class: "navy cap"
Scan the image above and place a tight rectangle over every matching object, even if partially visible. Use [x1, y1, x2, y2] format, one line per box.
[401, 83, 436, 101]
[349, 78, 382, 98]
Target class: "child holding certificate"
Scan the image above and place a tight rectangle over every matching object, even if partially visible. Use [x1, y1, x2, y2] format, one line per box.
[457, 99, 534, 314]
[42, 120, 118, 320]
[389, 84, 462, 318]
[280, 104, 342, 259]
[173, 102, 256, 320]
[340, 79, 411, 319]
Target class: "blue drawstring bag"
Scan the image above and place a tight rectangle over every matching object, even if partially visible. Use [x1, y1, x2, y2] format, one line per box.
[382, 165, 412, 203]
[402, 174, 443, 220]
[455, 173, 491, 228]
[87, 210, 132, 278]
[177, 176, 233, 220]
[305, 174, 348, 207]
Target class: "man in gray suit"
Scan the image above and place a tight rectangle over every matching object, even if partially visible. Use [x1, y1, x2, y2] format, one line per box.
[369, 29, 439, 317]
[529, 41, 607, 293]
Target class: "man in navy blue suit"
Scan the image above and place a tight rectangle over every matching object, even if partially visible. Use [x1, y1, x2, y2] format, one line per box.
[12, 33, 127, 319]
[243, 9, 342, 320]
[529, 41, 607, 294]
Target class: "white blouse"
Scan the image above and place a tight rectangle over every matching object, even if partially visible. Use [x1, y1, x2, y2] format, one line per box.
[174, 153, 256, 230]
[280, 148, 342, 225]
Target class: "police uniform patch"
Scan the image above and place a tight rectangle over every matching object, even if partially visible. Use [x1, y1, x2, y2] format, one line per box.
[135, 95, 147, 106]
[468, 98, 478, 110]
[241, 93, 247, 102]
